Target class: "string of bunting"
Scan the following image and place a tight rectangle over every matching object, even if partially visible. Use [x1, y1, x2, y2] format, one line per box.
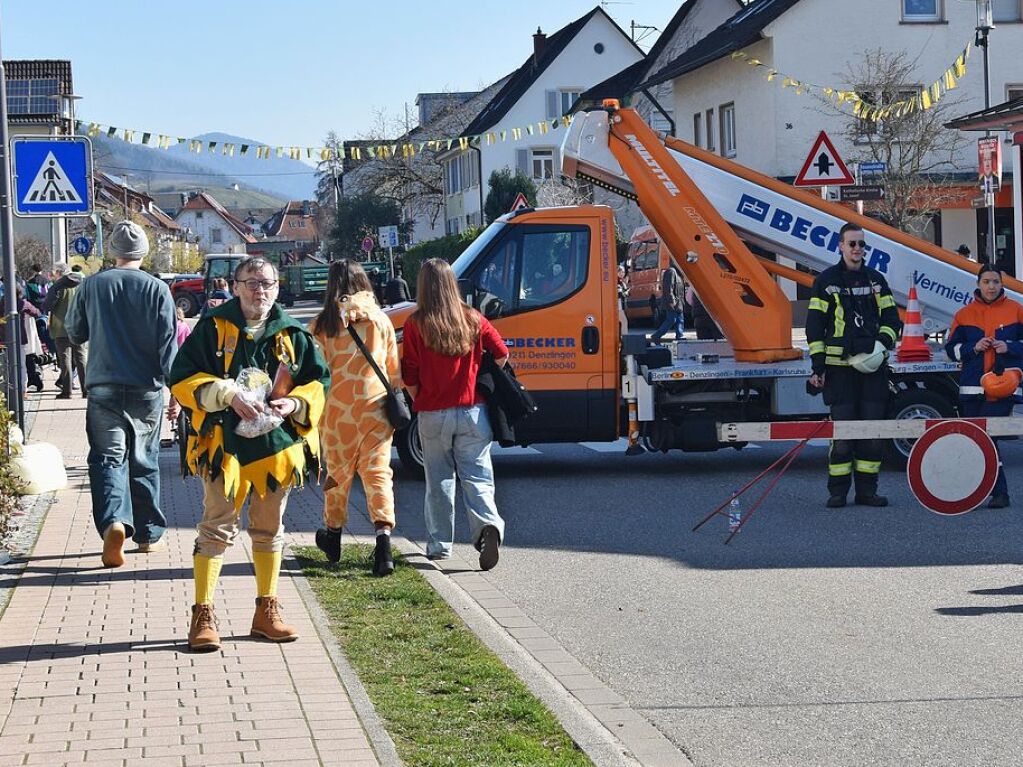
[74, 114, 576, 162]
[730, 42, 972, 121]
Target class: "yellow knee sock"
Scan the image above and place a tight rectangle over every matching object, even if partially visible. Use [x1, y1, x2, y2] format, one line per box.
[252, 550, 282, 598]
[193, 554, 223, 606]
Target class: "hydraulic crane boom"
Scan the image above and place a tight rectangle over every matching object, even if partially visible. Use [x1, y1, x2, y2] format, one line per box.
[562, 104, 1023, 341]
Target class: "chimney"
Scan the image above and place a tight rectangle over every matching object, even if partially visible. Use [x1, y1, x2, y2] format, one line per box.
[533, 27, 546, 63]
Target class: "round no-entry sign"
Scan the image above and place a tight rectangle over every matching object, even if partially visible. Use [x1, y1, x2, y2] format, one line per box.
[907, 420, 998, 515]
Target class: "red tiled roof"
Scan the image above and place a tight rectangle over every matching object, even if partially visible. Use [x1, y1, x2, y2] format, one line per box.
[176, 191, 258, 243]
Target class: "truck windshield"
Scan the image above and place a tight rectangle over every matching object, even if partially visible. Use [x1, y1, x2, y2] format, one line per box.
[450, 223, 507, 278]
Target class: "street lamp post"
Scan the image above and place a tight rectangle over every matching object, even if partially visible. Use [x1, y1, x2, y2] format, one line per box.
[966, 0, 998, 262]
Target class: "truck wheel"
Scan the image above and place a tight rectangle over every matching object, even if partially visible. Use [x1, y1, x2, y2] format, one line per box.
[886, 388, 956, 467]
[394, 415, 425, 478]
[175, 292, 201, 318]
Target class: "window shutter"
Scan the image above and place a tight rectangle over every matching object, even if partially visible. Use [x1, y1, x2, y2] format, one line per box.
[546, 90, 559, 119]
[516, 149, 530, 177]
[551, 147, 561, 179]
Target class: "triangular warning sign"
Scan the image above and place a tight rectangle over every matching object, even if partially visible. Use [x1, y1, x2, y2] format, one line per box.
[509, 192, 531, 212]
[794, 131, 854, 187]
[22, 151, 84, 205]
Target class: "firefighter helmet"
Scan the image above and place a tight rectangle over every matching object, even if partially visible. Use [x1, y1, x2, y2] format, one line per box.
[848, 341, 887, 374]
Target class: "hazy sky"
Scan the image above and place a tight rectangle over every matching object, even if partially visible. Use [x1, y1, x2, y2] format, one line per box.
[2, 0, 686, 147]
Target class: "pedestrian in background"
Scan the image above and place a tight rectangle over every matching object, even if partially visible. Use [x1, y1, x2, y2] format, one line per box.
[956, 244, 973, 261]
[384, 264, 412, 306]
[170, 256, 329, 651]
[16, 284, 44, 394]
[66, 221, 177, 567]
[651, 265, 684, 344]
[311, 260, 398, 576]
[42, 261, 86, 399]
[807, 222, 901, 508]
[401, 258, 508, 570]
[945, 263, 1023, 508]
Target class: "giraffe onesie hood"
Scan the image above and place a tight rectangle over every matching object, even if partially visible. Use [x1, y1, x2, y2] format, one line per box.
[313, 290, 400, 531]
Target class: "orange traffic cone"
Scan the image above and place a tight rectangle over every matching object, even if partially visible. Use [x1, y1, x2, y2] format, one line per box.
[896, 285, 933, 362]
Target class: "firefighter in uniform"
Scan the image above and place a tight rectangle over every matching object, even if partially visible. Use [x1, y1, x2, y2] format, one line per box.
[807, 223, 902, 508]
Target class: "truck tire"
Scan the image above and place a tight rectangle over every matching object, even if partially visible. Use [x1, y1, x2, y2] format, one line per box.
[885, 388, 957, 467]
[175, 291, 201, 318]
[394, 415, 425, 478]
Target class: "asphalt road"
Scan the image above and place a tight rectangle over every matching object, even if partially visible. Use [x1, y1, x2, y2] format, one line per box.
[390, 436, 1023, 767]
[284, 300, 1023, 765]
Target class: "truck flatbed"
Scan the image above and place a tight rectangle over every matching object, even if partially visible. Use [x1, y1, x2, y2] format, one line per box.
[646, 341, 959, 383]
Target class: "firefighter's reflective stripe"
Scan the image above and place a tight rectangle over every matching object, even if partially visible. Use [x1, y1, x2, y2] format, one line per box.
[828, 461, 853, 476]
[826, 345, 844, 356]
[825, 356, 850, 367]
[854, 459, 882, 474]
[832, 295, 845, 338]
[880, 325, 898, 344]
[809, 340, 826, 355]
[808, 297, 829, 313]
[876, 294, 897, 310]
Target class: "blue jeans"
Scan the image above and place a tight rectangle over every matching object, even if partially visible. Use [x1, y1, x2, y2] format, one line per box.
[86, 384, 167, 544]
[418, 405, 504, 558]
[960, 398, 1012, 497]
[651, 308, 684, 341]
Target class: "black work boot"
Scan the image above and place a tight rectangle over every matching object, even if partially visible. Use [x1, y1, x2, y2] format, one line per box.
[855, 493, 889, 507]
[315, 527, 342, 564]
[373, 533, 394, 577]
[826, 495, 847, 508]
[988, 494, 1010, 509]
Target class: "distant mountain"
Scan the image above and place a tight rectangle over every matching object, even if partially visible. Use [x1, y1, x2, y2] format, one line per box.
[165, 132, 317, 201]
[88, 130, 317, 204]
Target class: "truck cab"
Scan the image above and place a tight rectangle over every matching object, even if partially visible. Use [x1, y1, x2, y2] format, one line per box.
[386, 206, 624, 467]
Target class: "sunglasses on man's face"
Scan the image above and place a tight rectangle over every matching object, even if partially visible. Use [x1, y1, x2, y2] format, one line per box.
[844, 240, 867, 249]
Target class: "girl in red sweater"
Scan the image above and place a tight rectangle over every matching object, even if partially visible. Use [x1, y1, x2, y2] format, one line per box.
[401, 259, 509, 569]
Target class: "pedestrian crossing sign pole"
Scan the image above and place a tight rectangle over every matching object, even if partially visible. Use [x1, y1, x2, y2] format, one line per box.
[10, 135, 93, 217]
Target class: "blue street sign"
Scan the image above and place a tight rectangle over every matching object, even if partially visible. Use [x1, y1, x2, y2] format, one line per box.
[859, 161, 887, 174]
[73, 237, 93, 255]
[11, 136, 93, 217]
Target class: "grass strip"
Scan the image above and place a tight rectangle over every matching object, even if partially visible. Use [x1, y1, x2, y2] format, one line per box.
[295, 544, 593, 767]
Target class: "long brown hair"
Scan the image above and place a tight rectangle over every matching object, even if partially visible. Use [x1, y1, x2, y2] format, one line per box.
[412, 258, 479, 356]
[311, 259, 375, 338]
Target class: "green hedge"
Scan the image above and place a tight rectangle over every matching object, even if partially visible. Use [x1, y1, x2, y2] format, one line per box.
[402, 228, 482, 295]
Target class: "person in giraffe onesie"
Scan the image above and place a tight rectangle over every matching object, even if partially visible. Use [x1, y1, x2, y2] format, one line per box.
[170, 256, 329, 652]
[310, 259, 399, 577]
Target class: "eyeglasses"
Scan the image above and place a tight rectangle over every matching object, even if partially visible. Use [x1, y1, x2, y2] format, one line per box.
[236, 279, 278, 291]
[845, 240, 867, 249]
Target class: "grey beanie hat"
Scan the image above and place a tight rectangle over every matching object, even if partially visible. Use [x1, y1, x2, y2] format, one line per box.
[109, 220, 149, 259]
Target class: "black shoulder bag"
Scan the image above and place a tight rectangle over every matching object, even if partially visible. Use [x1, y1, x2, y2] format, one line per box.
[346, 324, 412, 430]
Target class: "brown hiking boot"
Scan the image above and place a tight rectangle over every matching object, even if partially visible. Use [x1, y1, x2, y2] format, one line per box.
[188, 604, 221, 653]
[251, 597, 299, 643]
[102, 523, 126, 568]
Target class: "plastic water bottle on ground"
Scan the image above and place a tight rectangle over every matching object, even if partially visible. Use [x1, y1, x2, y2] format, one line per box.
[728, 491, 742, 533]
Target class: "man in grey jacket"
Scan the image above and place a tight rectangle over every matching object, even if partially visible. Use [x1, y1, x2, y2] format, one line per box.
[42, 262, 86, 399]
[66, 221, 177, 567]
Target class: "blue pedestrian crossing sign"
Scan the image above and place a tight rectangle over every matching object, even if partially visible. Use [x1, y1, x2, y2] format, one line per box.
[11, 136, 93, 217]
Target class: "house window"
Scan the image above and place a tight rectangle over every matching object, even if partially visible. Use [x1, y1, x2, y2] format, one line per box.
[1007, 85, 1023, 102]
[902, 0, 941, 21]
[693, 113, 702, 148]
[5, 78, 59, 115]
[458, 153, 478, 191]
[560, 90, 582, 115]
[705, 109, 716, 152]
[531, 149, 555, 181]
[445, 157, 462, 196]
[720, 103, 737, 157]
[195, 211, 204, 219]
[446, 218, 460, 236]
[211, 228, 223, 244]
[993, 0, 1022, 22]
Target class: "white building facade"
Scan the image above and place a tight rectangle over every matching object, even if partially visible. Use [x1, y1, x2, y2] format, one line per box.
[440, 7, 643, 234]
[642, 0, 1023, 271]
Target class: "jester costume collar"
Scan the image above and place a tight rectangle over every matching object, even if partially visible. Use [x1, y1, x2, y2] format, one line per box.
[169, 298, 329, 509]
